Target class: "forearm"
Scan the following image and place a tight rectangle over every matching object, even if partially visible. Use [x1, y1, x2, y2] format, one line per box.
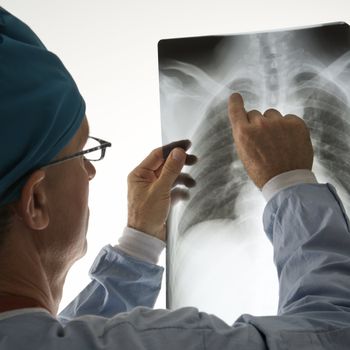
[263, 182, 350, 315]
[58, 243, 164, 323]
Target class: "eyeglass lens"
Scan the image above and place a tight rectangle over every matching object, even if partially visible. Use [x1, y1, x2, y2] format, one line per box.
[83, 137, 104, 161]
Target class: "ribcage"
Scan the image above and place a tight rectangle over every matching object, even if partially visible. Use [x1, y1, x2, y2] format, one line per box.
[165, 31, 350, 240]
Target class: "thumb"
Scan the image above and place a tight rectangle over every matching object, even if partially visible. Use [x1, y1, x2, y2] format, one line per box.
[157, 148, 186, 190]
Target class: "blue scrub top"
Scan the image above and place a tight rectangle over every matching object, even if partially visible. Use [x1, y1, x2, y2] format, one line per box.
[1, 183, 350, 349]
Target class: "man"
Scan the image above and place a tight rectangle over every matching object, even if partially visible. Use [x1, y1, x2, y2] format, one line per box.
[1, 6, 350, 349]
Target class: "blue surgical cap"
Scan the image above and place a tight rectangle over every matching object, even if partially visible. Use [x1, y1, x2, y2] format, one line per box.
[0, 7, 86, 206]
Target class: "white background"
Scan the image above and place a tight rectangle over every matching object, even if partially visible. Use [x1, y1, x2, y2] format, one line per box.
[1, 0, 349, 314]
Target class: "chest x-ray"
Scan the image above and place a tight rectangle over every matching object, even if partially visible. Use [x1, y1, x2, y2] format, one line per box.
[158, 23, 350, 324]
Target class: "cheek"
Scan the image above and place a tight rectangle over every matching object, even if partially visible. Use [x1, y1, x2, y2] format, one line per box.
[60, 168, 90, 247]
[71, 168, 90, 210]
[58, 164, 90, 222]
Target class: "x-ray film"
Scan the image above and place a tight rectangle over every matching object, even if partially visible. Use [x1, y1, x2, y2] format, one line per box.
[158, 23, 350, 324]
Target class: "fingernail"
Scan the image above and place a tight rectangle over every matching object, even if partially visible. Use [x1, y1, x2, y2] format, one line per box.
[172, 148, 184, 162]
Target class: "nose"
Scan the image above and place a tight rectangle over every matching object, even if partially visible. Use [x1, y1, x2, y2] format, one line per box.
[86, 159, 96, 180]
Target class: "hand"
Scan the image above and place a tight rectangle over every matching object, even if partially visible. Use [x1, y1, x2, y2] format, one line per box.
[127, 140, 197, 241]
[228, 93, 314, 189]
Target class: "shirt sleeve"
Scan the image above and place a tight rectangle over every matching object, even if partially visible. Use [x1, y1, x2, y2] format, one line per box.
[58, 244, 164, 324]
[262, 182, 350, 316]
[233, 182, 350, 349]
[5, 306, 268, 350]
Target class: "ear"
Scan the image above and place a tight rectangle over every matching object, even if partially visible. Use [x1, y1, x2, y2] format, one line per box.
[14, 170, 49, 230]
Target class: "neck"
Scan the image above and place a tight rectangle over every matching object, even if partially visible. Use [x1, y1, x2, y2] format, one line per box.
[0, 232, 69, 316]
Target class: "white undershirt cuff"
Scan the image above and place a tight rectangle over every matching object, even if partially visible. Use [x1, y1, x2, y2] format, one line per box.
[262, 169, 318, 202]
[115, 227, 166, 265]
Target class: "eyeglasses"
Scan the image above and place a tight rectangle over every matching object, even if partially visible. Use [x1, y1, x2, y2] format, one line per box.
[42, 136, 112, 168]
[0, 136, 111, 203]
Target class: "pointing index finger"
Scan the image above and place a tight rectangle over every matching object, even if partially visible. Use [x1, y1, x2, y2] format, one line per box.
[228, 93, 248, 127]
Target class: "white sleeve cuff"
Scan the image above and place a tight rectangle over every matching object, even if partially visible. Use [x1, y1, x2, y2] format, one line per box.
[115, 227, 166, 265]
[261, 169, 318, 202]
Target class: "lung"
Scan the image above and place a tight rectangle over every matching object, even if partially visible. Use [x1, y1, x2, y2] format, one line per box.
[176, 93, 249, 238]
[291, 62, 350, 198]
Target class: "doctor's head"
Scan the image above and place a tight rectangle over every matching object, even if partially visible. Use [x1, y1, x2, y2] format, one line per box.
[2, 117, 97, 263]
[0, 8, 106, 267]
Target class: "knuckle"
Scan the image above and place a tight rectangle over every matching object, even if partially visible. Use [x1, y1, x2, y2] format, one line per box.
[247, 109, 261, 118]
[284, 113, 301, 122]
[264, 108, 279, 117]
[284, 114, 307, 127]
[150, 148, 161, 160]
[144, 147, 160, 161]
[151, 147, 160, 155]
